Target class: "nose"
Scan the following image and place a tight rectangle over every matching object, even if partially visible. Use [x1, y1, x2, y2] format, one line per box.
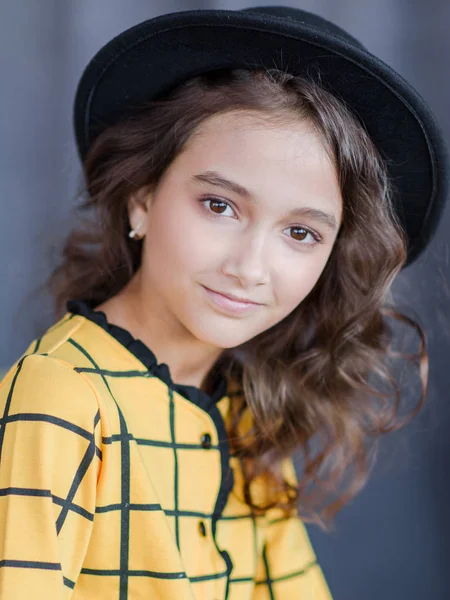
[220, 228, 270, 287]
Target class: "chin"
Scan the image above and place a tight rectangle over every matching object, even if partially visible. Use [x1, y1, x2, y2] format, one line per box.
[190, 319, 261, 350]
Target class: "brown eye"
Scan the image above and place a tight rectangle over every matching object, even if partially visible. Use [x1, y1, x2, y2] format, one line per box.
[285, 226, 321, 246]
[209, 200, 228, 214]
[291, 227, 309, 241]
[200, 197, 235, 217]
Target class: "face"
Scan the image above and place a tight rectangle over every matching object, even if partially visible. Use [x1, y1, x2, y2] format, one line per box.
[128, 110, 343, 351]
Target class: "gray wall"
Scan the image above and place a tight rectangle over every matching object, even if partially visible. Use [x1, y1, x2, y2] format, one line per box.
[2, 1, 450, 598]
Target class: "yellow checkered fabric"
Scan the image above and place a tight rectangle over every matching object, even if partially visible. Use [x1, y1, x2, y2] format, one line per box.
[0, 303, 332, 599]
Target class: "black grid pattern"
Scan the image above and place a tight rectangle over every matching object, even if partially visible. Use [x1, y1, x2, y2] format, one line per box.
[0, 311, 332, 599]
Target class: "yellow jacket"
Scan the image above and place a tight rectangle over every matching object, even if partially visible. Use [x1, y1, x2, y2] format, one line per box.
[0, 300, 332, 599]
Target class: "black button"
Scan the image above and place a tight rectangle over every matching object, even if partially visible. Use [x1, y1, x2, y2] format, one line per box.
[198, 520, 207, 537]
[201, 433, 212, 449]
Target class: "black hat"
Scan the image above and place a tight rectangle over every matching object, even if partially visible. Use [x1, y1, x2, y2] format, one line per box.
[74, 5, 449, 266]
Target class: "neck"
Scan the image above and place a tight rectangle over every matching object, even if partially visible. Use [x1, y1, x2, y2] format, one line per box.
[95, 271, 224, 389]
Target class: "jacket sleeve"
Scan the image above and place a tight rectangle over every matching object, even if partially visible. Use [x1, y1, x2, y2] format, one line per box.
[252, 457, 333, 600]
[0, 353, 102, 599]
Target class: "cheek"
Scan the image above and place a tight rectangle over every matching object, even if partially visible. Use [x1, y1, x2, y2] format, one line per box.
[275, 259, 326, 311]
[145, 204, 213, 277]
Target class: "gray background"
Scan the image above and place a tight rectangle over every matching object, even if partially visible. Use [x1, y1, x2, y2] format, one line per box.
[1, 1, 450, 598]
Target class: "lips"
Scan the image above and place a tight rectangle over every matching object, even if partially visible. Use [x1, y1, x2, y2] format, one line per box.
[201, 285, 263, 315]
[205, 287, 260, 305]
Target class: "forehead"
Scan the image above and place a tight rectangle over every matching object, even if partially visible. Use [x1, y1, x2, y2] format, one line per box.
[190, 109, 323, 151]
[181, 110, 334, 176]
[173, 110, 342, 221]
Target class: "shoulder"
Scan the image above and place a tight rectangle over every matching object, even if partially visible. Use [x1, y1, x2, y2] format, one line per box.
[0, 351, 101, 432]
[0, 353, 103, 508]
[22, 310, 143, 374]
[0, 309, 146, 431]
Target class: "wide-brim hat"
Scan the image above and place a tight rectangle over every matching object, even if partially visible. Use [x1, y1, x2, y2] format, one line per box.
[74, 5, 449, 266]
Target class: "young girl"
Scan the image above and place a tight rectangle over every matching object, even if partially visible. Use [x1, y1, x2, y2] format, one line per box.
[0, 6, 447, 600]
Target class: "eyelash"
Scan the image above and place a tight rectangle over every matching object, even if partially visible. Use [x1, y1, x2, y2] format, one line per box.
[198, 196, 323, 247]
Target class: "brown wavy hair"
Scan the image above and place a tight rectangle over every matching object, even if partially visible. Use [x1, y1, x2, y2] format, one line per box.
[47, 68, 428, 526]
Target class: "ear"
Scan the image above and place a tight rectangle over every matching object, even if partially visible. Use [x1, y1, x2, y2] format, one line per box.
[127, 185, 153, 235]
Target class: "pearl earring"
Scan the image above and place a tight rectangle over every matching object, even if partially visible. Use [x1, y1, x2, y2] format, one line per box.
[128, 219, 145, 240]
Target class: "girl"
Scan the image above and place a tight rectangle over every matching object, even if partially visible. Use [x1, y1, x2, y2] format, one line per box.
[0, 5, 447, 600]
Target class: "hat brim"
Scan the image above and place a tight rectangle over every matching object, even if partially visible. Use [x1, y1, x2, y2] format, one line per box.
[74, 9, 449, 266]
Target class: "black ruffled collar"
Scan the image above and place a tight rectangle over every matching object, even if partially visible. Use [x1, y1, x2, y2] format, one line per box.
[66, 299, 228, 410]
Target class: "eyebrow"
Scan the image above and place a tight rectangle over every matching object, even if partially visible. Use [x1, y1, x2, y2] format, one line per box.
[191, 170, 339, 232]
